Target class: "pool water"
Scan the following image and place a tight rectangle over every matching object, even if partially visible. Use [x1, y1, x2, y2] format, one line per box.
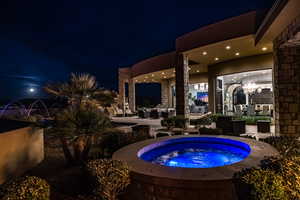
[139, 137, 251, 168]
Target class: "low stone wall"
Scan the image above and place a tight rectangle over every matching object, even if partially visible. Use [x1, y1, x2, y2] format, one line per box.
[0, 126, 44, 184]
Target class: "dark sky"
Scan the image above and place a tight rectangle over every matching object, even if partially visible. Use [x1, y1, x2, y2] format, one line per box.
[0, 0, 275, 100]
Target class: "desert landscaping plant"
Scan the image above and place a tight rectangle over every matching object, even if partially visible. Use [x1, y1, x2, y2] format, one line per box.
[235, 137, 300, 200]
[1, 176, 50, 200]
[260, 136, 300, 157]
[45, 73, 118, 114]
[86, 159, 130, 200]
[260, 156, 300, 200]
[161, 116, 188, 129]
[52, 104, 111, 165]
[236, 168, 287, 200]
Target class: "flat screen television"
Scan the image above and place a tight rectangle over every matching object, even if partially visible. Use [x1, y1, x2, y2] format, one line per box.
[197, 92, 208, 102]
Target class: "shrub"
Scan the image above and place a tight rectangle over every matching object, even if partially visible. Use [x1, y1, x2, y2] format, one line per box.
[161, 116, 188, 129]
[86, 159, 130, 200]
[210, 113, 224, 122]
[198, 127, 222, 135]
[161, 117, 175, 130]
[235, 168, 287, 200]
[260, 136, 300, 157]
[233, 116, 271, 125]
[190, 117, 212, 127]
[95, 129, 131, 158]
[52, 104, 112, 165]
[261, 156, 300, 199]
[1, 176, 50, 200]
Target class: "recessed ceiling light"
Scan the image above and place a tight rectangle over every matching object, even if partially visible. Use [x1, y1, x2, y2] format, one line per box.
[235, 52, 240, 56]
[226, 46, 231, 50]
[262, 47, 268, 51]
[215, 57, 219, 61]
[202, 51, 207, 55]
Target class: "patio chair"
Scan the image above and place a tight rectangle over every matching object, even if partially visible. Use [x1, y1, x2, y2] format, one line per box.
[234, 105, 243, 117]
[247, 105, 256, 116]
[262, 105, 270, 116]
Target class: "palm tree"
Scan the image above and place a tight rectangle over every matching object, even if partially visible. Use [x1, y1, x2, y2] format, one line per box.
[45, 73, 117, 106]
[45, 73, 98, 106]
[44, 73, 116, 165]
[52, 104, 111, 165]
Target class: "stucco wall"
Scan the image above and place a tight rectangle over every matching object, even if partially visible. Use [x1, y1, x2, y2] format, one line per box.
[0, 126, 44, 184]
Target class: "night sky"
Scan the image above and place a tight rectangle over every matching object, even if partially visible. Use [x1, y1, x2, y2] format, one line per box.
[0, 0, 275, 101]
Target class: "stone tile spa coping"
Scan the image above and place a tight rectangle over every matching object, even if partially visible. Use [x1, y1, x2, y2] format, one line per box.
[113, 135, 279, 181]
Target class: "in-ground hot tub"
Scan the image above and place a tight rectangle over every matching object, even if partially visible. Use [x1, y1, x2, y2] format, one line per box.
[113, 136, 278, 200]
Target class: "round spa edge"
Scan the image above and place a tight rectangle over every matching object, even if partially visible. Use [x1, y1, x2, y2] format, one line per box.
[112, 135, 279, 181]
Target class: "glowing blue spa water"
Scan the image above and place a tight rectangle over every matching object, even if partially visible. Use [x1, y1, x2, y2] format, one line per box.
[139, 137, 251, 168]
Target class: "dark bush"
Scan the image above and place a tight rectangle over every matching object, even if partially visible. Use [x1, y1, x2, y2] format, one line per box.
[161, 117, 175, 130]
[190, 117, 212, 127]
[85, 159, 130, 200]
[260, 136, 300, 156]
[0, 176, 50, 200]
[234, 168, 287, 200]
[161, 116, 188, 129]
[198, 127, 222, 135]
[260, 156, 300, 200]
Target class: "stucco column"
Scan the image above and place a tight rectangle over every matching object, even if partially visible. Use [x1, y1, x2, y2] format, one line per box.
[118, 79, 126, 115]
[208, 73, 216, 113]
[175, 53, 190, 119]
[118, 68, 131, 116]
[273, 15, 300, 136]
[128, 79, 136, 112]
[161, 80, 170, 107]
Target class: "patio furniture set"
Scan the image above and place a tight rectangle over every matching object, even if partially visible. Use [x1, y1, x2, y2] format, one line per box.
[138, 108, 176, 119]
[216, 116, 271, 135]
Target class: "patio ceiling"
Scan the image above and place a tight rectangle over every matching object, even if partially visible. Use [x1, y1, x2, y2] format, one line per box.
[186, 35, 273, 66]
[133, 35, 273, 84]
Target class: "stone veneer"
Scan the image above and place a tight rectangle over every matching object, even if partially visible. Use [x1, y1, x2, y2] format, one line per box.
[273, 14, 300, 136]
[118, 68, 136, 113]
[161, 80, 170, 107]
[175, 53, 190, 118]
[128, 78, 136, 112]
